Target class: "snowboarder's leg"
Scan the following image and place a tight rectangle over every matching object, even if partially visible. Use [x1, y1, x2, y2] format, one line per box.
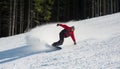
[57, 33, 64, 45]
[52, 30, 64, 46]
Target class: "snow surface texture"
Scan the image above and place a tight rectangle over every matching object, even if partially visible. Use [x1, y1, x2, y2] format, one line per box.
[0, 13, 120, 69]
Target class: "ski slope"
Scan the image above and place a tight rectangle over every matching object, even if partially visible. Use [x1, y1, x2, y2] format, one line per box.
[0, 13, 120, 69]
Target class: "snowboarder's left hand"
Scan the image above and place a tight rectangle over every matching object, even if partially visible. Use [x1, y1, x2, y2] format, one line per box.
[74, 42, 76, 45]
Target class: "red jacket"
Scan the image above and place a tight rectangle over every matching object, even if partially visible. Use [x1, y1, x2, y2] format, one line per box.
[59, 24, 76, 43]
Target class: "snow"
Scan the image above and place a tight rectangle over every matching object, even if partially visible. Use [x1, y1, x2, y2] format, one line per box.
[0, 13, 120, 69]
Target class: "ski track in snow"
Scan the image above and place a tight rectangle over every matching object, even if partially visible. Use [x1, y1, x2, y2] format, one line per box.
[0, 13, 120, 69]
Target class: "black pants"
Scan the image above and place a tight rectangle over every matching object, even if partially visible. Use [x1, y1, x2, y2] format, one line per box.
[53, 29, 67, 46]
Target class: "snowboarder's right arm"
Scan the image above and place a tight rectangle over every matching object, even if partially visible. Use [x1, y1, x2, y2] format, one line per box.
[70, 32, 76, 45]
[57, 24, 70, 29]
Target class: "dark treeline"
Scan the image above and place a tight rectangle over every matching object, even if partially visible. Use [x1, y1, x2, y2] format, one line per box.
[0, 0, 120, 37]
[52, 0, 120, 21]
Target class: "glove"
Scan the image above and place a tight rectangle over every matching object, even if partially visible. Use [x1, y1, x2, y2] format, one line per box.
[57, 24, 60, 26]
[74, 42, 76, 45]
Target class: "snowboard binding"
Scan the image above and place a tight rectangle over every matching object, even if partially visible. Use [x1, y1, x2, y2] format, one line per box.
[52, 42, 62, 49]
[52, 42, 58, 47]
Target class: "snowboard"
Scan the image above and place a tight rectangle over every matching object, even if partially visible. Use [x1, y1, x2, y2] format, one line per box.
[52, 46, 62, 50]
[52, 42, 62, 50]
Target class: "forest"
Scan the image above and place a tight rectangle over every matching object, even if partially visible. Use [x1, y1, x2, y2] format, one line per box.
[0, 0, 120, 37]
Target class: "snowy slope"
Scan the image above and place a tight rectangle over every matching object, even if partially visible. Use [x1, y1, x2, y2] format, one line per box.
[0, 13, 120, 69]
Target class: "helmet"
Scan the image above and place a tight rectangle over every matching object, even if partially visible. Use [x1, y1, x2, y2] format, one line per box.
[71, 26, 75, 31]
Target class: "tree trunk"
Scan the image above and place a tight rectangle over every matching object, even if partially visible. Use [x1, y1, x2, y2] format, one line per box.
[15, 0, 17, 34]
[20, 0, 24, 33]
[12, 0, 16, 35]
[113, 0, 117, 13]
[99, 0, 102, 15]
[9, 0, 13, 36]
[0, 11, 1, 36]
[97, 0, 100, 16]
[111, 0, 113, 13]
[92, 0, 95, 17]
[116, 0, 119, 12]
[57, 0, 59, 21]
[25, 0, 31, 32]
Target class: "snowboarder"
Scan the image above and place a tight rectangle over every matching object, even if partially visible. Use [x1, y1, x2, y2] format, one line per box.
[52, 24, 76, 47]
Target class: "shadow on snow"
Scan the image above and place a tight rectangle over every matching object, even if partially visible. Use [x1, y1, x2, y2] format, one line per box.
[0, 45, 59, 64]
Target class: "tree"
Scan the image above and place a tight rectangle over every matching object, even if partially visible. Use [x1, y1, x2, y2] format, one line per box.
[19, 0, 24, 33]
[25, 0, 32, 32]
[34, 0, 55, 23]
[11, 0, 16, 35]
[9, 0, 13, 36]
[0, 0, 120, 37]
